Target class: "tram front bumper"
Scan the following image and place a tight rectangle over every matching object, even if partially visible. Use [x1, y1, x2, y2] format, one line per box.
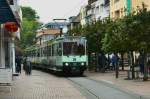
[63, 62, 87, 73]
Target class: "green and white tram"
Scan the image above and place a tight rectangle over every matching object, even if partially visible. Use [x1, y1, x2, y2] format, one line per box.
[27, 36, 88, 76]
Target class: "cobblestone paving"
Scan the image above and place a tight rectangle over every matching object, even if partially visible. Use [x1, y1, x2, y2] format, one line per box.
[0, 70, 87, 99]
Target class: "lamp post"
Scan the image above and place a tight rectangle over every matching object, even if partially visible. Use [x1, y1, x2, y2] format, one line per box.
[53, 19, 67, 36]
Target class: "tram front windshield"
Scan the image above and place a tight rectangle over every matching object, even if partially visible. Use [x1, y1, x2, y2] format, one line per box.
[63, 42, 85, 56]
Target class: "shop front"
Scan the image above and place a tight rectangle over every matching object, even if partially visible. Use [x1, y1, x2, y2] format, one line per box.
[0, 0, 21, 84]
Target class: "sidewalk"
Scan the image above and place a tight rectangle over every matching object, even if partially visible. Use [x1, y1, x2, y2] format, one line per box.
[0, 70, 87, 99]
[85, 70, 150, 98]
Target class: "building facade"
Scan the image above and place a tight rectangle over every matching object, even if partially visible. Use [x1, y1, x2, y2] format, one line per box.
[131, 0, 150, 11]
[80, 5, 88, 26]
[68, 15, 80, 31]
[110, 0, 127, 18]
[0, 0, 21, 83]
[80, 0, 110, 26]
[36, 22, 68, 45]
[110, 0, 150, 19]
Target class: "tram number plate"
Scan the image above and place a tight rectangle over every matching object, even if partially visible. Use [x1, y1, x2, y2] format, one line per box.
[73, 58, 76, 61]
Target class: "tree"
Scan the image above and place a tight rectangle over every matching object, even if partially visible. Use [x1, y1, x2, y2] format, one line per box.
[16, 7, 41, 50]
[21, 7, 39, 21]
[133, 8, 150, 81]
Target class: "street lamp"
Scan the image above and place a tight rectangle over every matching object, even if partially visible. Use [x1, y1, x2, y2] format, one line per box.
[53, 19, 67, 36]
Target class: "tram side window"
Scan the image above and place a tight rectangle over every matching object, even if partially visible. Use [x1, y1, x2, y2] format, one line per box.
[47, 46, 51, 56]
[30, 50, 33, 57]
[52, 45, 54, 56]
[57, 43, 62, 56]
[43, 47, 46, 57]
[42, 47, 46, 57]
[41, 48, 43, 57]
[44, 46, 47, 57]
[37, 49, 40, 57]
[44, 46, 49, 57]
[41, 48, 44, 57]
[54, 44, 57, 56]
[33, 50, 36, 57]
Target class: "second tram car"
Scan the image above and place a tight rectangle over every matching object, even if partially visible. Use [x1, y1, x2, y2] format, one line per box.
[26, 36, 88, 76]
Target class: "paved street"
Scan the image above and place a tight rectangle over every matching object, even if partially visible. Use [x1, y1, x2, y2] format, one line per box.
[85, 71, 150, 99]
[0, 70, 150, 99]
[68, 77, 149, 99]
[0, 70, 86, 99]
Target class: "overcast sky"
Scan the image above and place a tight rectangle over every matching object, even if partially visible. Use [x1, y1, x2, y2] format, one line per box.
[20, 0, 87, 23]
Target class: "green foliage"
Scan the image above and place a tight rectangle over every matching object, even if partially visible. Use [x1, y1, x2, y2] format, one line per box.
[67, 7, 150, 54]
[21, 7, 39, 21]
[17, 7, 41, 49]
[80, 22, 104, 53]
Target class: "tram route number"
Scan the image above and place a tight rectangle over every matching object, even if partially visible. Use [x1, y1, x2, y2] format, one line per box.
[73, 58, 76, 61]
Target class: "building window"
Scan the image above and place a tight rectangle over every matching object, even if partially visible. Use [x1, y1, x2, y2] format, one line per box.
[115, 10, 120, 18]
[95, 6, 99, 14]
[104, 0, 110, 6]
[100, 4, 104, 12]
[114, 0, 119, 3]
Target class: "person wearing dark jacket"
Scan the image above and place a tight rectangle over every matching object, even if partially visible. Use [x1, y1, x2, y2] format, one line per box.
[23, 57, 32, 75]
[15, 56, 22, 73]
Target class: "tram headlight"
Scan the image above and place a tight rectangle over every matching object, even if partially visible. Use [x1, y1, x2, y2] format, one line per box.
[81, 62, 84, 66]
[65, 63, 69, 66]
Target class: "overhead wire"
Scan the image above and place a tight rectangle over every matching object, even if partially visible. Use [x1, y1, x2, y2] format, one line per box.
[62, 0, 87, 19]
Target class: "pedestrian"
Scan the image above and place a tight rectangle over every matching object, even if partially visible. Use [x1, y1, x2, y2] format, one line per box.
[107, 55, 111, 70]
[23, 57, 27, 74]
[138, 54, 144, 74]
[28, 60, 32, 75]
[111, 53, 118, 70]
[15, 56, 22, 73]
[98, 53, 103, 71]
[98, 52, 106, 72]
[26, 57, 32, 75]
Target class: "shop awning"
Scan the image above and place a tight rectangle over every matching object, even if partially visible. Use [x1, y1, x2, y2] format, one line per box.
[0, 0, 19, 25]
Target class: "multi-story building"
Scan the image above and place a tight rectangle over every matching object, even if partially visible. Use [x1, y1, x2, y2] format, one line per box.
[80, 0, 110, 26]
[68, 14, 80, 31]
[93, 0, 110, 20]
[131, 0, 150, 11]
[110, 0, 150, 19]
[36, 22, 68, 45]
[110, 0, 127, 18]
[80, 5, 88, 26]
[0, 0, 21, 83]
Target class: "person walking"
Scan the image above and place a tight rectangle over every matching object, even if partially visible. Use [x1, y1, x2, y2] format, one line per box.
[27, 59, 32, 75]
[23, 57, 27, 75]
[138, 54, 144, 74]
[15, 56, 22, 74]
[111, 54, 117, 70]
[98, 53, 106, 72]
[24, 57, 32, 75]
